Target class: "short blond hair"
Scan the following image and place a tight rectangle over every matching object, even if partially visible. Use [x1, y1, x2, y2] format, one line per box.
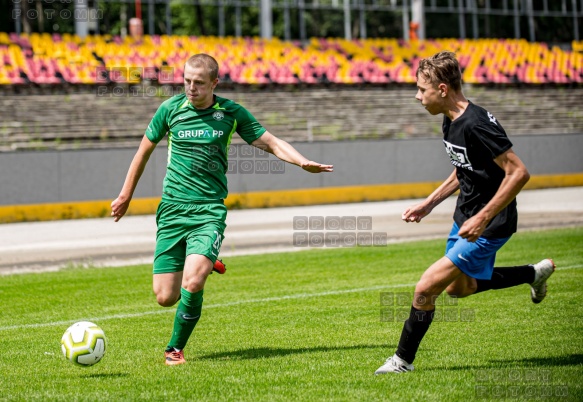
[185, 54, 219, 81]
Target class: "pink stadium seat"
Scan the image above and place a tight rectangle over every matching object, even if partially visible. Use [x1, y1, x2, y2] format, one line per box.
[61, 66, 74, 83]
[157, 66, 174, 84]
[174, 71, 185, 84]
[7, 68, 24, 84]
[142, 67, 158, 80]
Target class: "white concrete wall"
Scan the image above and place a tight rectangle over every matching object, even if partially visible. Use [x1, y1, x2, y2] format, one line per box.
[1, 134, 582, 205]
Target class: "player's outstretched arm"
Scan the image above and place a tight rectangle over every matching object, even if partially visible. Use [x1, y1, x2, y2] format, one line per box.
[111, 136, 157, 222]
[402, 169, 459, 223]
[251, 131, 333, 173]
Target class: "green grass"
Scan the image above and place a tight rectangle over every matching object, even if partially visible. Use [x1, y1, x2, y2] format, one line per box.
[0, 227, 582, 401]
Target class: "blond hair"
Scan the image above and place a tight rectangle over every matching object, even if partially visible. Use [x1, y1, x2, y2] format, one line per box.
[185, 54, 219, 81]
[416, 51, 462, 92]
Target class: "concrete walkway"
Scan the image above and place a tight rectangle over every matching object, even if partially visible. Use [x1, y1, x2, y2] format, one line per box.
[1, 187, 582, 275]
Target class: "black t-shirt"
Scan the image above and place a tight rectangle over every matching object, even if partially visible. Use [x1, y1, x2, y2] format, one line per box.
[442, 101, 516, 238]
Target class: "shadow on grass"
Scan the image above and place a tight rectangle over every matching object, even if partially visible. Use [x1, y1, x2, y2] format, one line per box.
[428, 353, 583, 371]
[199, 343, 391, 360]
[81, 372, 130, 378]
[490, 354, 583, 367]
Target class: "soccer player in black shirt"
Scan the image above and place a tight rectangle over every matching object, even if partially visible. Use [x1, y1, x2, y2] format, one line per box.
[375, 51, 555, 374]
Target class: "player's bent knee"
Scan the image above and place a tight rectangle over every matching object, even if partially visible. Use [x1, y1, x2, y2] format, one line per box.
[182, 274, 208, 293]
[155, 292, 180, 307]
[446, 284, 476, 298]
[445, 274, 477, 298]
[446, 288, 465, 298]
[413, 285, 437, 307]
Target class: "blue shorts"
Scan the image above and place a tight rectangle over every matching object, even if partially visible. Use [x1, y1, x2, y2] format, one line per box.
[444, 222, 510, 280]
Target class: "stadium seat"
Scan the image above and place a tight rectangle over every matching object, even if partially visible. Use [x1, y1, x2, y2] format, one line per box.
[2, 34, 582, 86]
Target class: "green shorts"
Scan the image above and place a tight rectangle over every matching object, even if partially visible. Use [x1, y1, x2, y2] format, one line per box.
[153, 201, 227, 274]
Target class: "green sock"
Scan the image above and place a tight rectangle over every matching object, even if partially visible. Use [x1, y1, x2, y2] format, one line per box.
[167, 288, 203, 351]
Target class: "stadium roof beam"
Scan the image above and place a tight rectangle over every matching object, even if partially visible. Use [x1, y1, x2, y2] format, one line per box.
[359, 0, 367, 39]
[411, 0, 425, 40]
[458, 0, 466, 39]
[235, 2, 243, 37]
[513, 0, 520, 39]
[261, 0, 273, 38]
[470, 0, 479, 39]
[165, 0, 172, 35]
[75, 0, 89, 38]
[344, 0, 351, 40]
[526, 0, 535, 42]
[13, 0, 21, 34]
[299, 0, 306, 41]
[573, 0, 580, 41]
[402, 0, 409, 40]
[283, 0, 291, 40]
[148, 0, 155, 35]
[219, 0, 226, 36]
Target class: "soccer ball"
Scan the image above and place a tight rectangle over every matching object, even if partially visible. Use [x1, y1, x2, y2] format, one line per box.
[61, 321, 106, 366]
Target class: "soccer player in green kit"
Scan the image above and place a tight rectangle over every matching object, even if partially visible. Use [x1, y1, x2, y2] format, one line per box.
[111, 54, 333, 365]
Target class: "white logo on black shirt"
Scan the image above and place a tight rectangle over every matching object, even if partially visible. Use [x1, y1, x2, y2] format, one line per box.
[487, 112, 497, 125]
[443, 140, 473, 171]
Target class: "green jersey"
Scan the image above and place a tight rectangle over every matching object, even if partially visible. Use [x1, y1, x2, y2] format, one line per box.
[146, 94, 266, 203]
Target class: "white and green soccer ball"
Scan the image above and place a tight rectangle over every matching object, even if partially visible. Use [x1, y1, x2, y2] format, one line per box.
[61, 321, 106, 367]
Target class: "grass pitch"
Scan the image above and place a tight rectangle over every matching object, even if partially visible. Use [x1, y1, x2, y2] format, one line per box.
[0, 227, 581, 401]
